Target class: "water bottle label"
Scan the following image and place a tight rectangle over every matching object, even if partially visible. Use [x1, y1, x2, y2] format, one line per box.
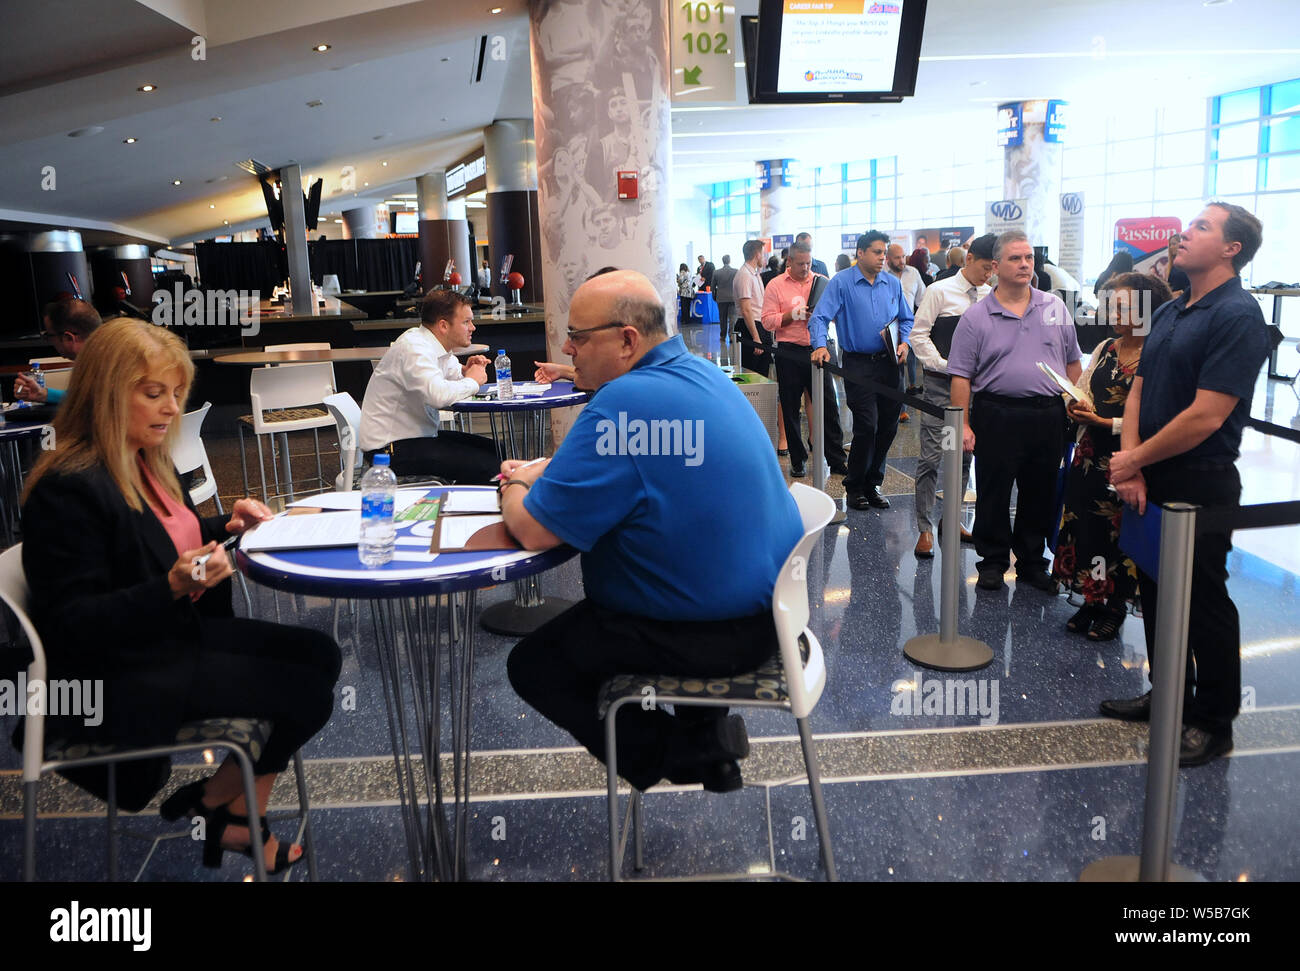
[361, 494, 394, 518]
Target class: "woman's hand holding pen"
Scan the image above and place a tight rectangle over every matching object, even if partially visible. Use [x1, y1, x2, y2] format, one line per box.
[168, 541, 232, 598]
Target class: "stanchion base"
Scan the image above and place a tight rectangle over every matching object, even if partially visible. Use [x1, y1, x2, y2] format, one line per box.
[1080, 856, 1206, 882]
[902, 634, 994, 672]
[831, 498, 847, 525]
[479, 597, 575, 636]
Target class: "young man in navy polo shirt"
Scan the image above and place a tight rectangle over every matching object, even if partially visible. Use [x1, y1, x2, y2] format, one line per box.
[500, 270, 803, 793]
[1104, 202, 1269, 766]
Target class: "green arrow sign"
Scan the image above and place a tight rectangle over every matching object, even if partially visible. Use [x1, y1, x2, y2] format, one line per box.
[683, 65, 702, 85]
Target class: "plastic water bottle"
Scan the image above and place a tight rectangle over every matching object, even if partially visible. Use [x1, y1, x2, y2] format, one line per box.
[358, 454, 397, 568]
[30, 362, 45, 393]
[495, 348, 514, 401]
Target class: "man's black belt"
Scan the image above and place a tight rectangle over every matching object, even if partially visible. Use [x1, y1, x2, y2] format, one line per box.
[843, 348, 893, 362]
[923, 368, 951, 379]
[974, 391, 1062, 409]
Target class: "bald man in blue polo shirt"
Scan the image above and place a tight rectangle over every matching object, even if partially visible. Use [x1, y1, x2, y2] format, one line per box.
[501, 270, 803, 793]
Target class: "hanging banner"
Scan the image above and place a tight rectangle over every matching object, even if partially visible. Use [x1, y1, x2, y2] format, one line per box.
[1114, 216, 1182, 276]
[1058, 192, 1085, 283]
[986, 199, 1027, 236]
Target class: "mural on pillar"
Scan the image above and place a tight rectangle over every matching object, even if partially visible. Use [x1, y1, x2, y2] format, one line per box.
[1005, 132, 1062, 248]
[531, 0, 673, 318]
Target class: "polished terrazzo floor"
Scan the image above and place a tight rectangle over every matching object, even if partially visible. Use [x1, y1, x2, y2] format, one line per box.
[2, 364, 1298, 882]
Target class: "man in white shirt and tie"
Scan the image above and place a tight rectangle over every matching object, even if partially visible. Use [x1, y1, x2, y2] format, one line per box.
[359, 290, 498, 483]
[908, 233, 996, 558]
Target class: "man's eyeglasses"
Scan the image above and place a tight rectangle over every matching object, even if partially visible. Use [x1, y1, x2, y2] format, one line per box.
[565, 321, 625, 344]
[40, 330, 64, 341]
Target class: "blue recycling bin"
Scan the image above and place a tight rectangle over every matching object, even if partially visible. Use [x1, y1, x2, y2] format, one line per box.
[691, 291, 720, 358]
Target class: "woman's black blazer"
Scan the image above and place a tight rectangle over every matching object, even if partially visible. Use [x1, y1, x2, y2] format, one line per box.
[20, 462, 235, 747]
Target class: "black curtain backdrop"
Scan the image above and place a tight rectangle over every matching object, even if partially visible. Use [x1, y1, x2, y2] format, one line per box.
[194, 239, 421, 294]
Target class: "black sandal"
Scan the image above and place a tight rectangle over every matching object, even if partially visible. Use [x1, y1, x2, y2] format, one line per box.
[1086, 610, 1125, 642]
[1065, 605, 1096, 634]
[159, 776, 214, 822]
[204, 806, 304, 875]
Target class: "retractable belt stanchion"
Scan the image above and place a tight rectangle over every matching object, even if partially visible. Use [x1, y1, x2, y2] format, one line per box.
[902, 406, 993, 672]
[1081, 502, 1203, 882]
[810, 357, 847, 524]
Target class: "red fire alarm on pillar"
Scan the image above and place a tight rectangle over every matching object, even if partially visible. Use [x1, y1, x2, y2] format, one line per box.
[617, 171, 638, 199]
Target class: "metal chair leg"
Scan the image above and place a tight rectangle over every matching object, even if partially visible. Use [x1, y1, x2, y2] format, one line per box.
[797, 716, 837, 882]
[238, 424, 251, 499]
[632, 790, 645, 872]
[23, 780, 37, 881]
[107, 762, 119, 881]
[291, 752, 317, 881]
[255, 432, 270, 504]
[313, 427, 324, 493]
[606, 707, 622, 882]
[283, 431, 296, 502]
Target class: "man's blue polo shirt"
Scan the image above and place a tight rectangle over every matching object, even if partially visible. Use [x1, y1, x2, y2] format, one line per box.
[1136, 276, 1268, 463]
[523, 335, 802, 621]
[807, 264, 913, 354]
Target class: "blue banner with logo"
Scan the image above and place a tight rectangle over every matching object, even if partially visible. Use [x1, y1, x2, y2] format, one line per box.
[996, 102, 1023, 148]
[1046, 100, 1068, 143]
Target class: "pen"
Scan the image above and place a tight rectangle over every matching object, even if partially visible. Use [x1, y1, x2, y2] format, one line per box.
[492, 456, 547, 483]
[194, 533, 241, 568]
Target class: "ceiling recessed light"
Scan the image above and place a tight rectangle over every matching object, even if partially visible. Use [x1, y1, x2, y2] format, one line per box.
[210, 116, 222, 122]
[138, 84, 157, 92]
[363, 181, 369, 186]
[172, 179, 183, 186]
[123, 136, 137, 144]
[306, 99, 323, 108]
[224, 220, 229, 225]
[489, 7, 503, 13]
[441, 57, 451, 63]
[313, 43, 331, 52]
[382, 161, 388, 166]
[67, 126, 104, 137]
[209, 204, 216, 209]
[334, 219, 343, 223]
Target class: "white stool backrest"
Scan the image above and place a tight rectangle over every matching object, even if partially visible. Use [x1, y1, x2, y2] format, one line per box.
[0, 545, 47, 781]
[249, 361, 336, 413]
[173, 401, 217, 506]
[323, 392, 362, 490]
[774, 483, 835, 718]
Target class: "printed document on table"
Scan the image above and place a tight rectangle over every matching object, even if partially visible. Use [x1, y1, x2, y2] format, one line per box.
[241, 512, 360, 552]
[288, 492, 423, 513]
[442, 491, 502, 514]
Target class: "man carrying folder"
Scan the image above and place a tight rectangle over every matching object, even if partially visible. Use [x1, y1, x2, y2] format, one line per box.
[762, 239, 847, 479]
[808, 230, 913, 510]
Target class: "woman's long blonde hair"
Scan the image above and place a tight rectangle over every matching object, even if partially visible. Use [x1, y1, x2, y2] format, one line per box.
[23, 318, 195, 512]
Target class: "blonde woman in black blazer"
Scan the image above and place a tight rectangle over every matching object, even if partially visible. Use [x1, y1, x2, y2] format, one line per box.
[21, 319, 341, 875]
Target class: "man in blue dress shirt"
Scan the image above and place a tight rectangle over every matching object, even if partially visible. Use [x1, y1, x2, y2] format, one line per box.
[500, 270, 803, 793]
[808, 230, 913, 510]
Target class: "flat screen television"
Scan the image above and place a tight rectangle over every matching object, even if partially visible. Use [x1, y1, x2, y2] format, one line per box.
[393, 211, 418, 235]
[744, 0, 928, 104]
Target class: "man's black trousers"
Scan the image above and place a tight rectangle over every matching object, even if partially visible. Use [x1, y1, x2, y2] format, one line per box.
[1137, 459, 1242, 736]
[775, 342, 846, 470]
[507, 599, 779, 791]
[840, 350, 903, 496]
[970, 392, 1066, 575]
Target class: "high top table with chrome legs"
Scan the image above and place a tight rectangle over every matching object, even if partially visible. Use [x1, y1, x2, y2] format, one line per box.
[450, 381, 589, 635]
[237, 486, 575, 881]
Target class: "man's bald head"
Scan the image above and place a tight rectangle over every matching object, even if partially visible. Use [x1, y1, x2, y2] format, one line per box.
[571, 269, 667, 339]
[886, 243, 907, 272]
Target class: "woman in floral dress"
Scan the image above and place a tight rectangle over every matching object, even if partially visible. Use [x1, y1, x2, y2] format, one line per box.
[1054, 272, 1173, 640]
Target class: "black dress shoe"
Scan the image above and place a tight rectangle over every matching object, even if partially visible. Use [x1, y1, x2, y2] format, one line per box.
[668, 759, 744, 792]
[847, 493, 871, 511]
[790, 463, 806, 478]
[1179, 725, 1232, 767]
[1099, 690, 1150, 722]
[976, 569, 1005, 591]
[867, 487, 890, 509]
[829, 461, 849, 476]
[1016, 570, 1058, 593]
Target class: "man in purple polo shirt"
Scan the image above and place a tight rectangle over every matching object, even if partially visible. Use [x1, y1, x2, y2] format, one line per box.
[948, 231, 1082, 592]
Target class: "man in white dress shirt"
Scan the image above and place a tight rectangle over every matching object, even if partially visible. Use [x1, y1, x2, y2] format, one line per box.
[886, 243, 928, 410]
[908, 233, 996, 557]
[359, 290, 498, 483]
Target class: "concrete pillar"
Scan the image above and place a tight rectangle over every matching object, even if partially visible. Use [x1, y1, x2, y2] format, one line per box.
[529, 0, 674, 331]
[1004, 100, 1063, 252]
[484, 118, 543, 304]
[342, 205, 380, 240]
[280, 163, 314, 312]
[416, 171, 449, 220]
[759, 159, 799, 241]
